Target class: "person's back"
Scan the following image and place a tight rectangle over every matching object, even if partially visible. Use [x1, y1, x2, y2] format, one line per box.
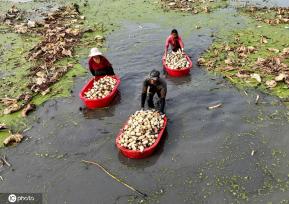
[141, 70, 167, 113]
[88, 48, 115, 76]
[165, 29, 184, 56]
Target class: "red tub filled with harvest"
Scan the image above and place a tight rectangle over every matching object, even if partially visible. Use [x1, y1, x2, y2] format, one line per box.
[116, 110, 167, 159]
[162, 51, 193, 77]
[79, 75, 120, 109]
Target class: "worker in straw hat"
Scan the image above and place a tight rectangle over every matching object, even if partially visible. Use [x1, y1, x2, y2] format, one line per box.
[88, 48, 115, 76]
[141, 70, 167, 113]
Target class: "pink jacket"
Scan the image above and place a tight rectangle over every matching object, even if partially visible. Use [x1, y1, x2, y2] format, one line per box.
[165, 35, 184, 52]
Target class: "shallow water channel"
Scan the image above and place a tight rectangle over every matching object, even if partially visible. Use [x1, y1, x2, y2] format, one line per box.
[1, 1, 289, 204]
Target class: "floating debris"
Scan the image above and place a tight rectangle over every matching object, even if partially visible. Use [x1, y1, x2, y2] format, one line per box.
[197, 57, 206, 65]
[82, 160, 147, 197]
[118, 110, 165, 152]
[268, 48, 280, 53]
[1, 155, 11, 167]
[160, 0, 228, 14]
[244, 7, 289, 26]
[3, 5, 24, 25]
[1, 4, 95, 113]
[260, 35, 268, 44]
[84, 76, 117, 100]
[250, 73, 262, 83]
[207, 103, 222, 110]
[1, 93, 32, 115]
[21, 103, 36, 117]
[27, 20, 36, 28]
[165, 50, 190, 69]
[3, 134, 23, 147]
[275, 73, 286, 82]
[255, 95, 260, 104]
[265, 80, 277, 88]
[254, 55, 289, 86]
[24, 5, 85, 93]
[0, 124, 8, 131]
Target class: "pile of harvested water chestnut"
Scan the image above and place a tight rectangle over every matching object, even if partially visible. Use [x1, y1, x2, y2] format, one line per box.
[84, 76, 117, 99]
[118, 110, 165, 152]
[165, 49, 190, 69]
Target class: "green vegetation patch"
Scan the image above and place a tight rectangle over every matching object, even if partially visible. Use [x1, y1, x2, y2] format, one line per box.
[160, 0, 228, 14]
[199, 23, 289, 99]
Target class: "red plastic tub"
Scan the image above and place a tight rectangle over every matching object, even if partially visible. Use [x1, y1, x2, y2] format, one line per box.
[116, 116, 167, 159]
[162, 53, 193, 77]
[79, 75, 120, 109]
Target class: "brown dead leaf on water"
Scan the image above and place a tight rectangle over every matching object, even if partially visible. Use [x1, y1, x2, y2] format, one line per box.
[220, 66, 236, 71]
[62, 48, 72, 57]
[14, 23, 28, 33]
[21, 103, 36, 117]
[3, 134, 23, 147]
[250, 73, 262, 83]
[197, 58, 206, 65]
[224, 58, 233, 65]
[260, 36, 268, 44]
[275, 73, 286, 81]
[236, 72, 250, 78]
[282, 47, 289, 56]
[266, 80, 277, 88]
[203, 6, 210, 13]
[0, 124, 8, 130]
[3, 104, 19, 115]
[268, 48, 280, 53]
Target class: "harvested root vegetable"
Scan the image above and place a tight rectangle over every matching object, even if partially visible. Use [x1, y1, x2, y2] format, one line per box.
[3, 134, 23, 146]
[118, 110, 165, 152]
[84, 76, 117, 100]
[165, 50, 190, 69]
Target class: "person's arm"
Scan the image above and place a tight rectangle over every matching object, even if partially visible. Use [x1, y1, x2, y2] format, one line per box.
[88, 58, 96, 76]
[102, 56, 112, 68]
[101, 57, 115, 75]
[164, 36, 170, 57]
[141, 81, 148, 108]
[178, 36, 184, 52]
[159, 98, 165, 113]
[159, 88, 166, 113]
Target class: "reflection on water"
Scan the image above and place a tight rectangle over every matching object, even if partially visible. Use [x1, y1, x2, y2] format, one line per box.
[117, 130, 168, 168]
[81, 91, 121, 119]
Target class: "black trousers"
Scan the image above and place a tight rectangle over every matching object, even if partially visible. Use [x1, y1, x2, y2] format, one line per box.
[147, 92, 161, 108]
[147, 88, 165, 113]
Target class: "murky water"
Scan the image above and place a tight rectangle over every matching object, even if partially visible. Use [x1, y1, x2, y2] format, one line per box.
[229, 0, 289, 7]
[1, 1, 289, 204]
